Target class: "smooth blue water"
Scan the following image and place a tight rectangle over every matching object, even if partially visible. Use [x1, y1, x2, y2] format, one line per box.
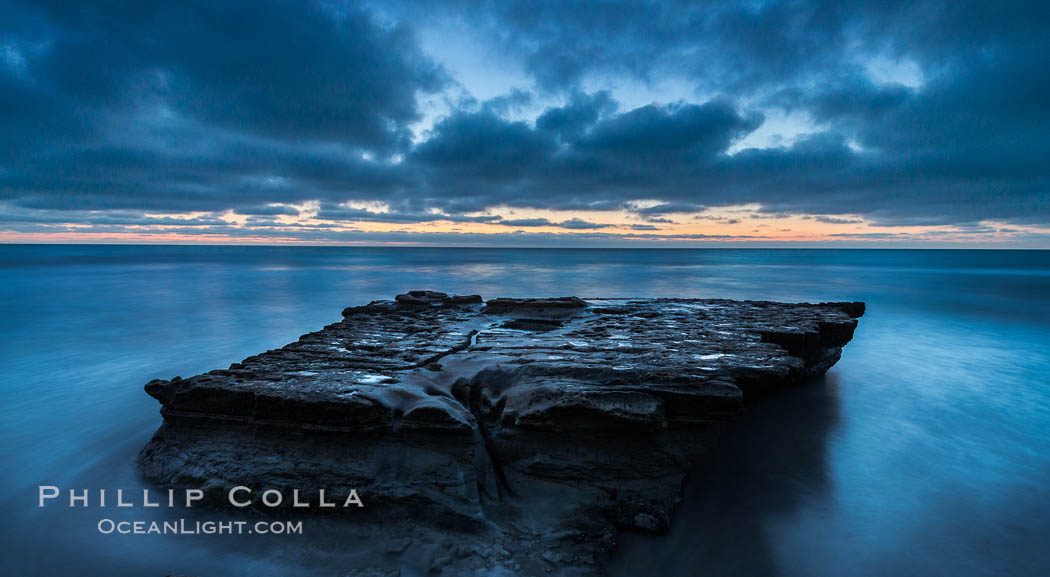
[1, 245, 1048, 576]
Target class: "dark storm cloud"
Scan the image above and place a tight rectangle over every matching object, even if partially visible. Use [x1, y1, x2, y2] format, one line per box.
[0, 0, 440, 211]
[13, 0, 442, 146]
[413, 110, 554, 183]
[395, 0, 1050, 225]
[1, 0, 1048, 237]
[535, 90, 617, 138]
[408, 98, 762, 213]
[410, 0, 853, 93]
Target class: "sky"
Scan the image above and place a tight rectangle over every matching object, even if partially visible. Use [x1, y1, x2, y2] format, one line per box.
[1, 0, 1048, 247]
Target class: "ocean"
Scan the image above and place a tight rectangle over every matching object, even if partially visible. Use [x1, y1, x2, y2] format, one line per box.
[2, 245, 1048, 576]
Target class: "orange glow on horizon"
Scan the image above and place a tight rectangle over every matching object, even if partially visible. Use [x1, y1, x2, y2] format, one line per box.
[1, 205, 1045, 246]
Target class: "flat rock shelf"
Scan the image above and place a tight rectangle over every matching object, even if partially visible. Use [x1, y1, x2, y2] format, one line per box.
[140, 291, 864, 575]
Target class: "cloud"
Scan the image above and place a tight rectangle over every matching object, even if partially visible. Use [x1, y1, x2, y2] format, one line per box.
[556, 218, 606, 230]
[233, 205, 302, 217]
[413, 109, 553, 183]
[814, 216, 863, 224]
[0, 0, 1048, 243]
[627, 202, 707, 216]
[500, 218, 554, 227]
[313, 204, 500, 224]
[0, 0, 441, 212]
[406, 96, 764, 213]
[536, 90, 617, 138]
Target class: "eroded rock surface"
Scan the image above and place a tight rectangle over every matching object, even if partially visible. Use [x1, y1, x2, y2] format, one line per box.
[140, 292, 863, 575]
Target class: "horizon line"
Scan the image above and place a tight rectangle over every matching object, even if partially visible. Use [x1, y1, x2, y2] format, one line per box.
[3, 242, 1048, 250]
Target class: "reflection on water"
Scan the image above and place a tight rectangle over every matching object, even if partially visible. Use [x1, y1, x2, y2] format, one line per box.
[611, 374, 840, 577]
[1, 246, 1049, 576]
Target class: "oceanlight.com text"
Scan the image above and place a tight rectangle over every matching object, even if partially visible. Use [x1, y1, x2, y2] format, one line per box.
[96, 518, 303, 535]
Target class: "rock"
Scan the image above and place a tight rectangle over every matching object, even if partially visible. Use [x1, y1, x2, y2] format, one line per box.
[394, 290, 483, 307]
[483, 296, 588, 316]
[347, 569, 401, 577]
[140, 292, 863, 574]
[384, 538, 413, 554]
[632, 513, 662, 532]
[428, 554, 452, 572]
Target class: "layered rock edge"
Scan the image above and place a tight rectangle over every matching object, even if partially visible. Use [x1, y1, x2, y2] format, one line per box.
[139, 291, 864, 575]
